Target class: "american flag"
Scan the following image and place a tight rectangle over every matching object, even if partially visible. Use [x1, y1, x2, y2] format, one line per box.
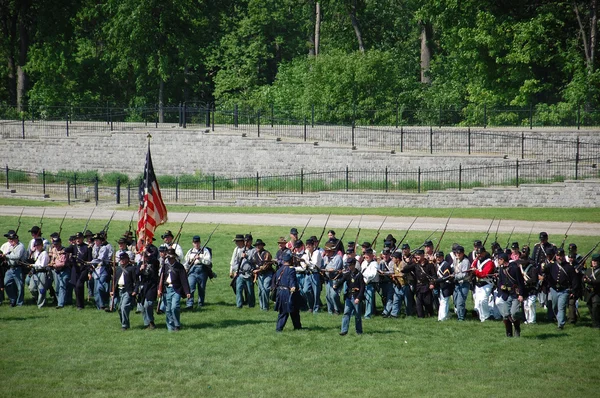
[137, 141, 168, 252]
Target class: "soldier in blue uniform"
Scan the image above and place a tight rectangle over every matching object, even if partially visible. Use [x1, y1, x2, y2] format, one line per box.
[541, 248, 577, 330]
[273, 252, 303, 332]
[583, 254, 600, 328]
[160, 249, 191, 331]
[340, 257, 365, 335]
[111, 252, 137, 331]
[496, 253, 525, 337]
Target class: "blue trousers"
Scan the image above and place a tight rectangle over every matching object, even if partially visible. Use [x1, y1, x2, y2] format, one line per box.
[325, 281, 343, 314]
[4, 267, 24, 306]
[257, 273, 273, 311]
[165, 286, 183, 331]
[364, 283, 376, 318]
[56, 268, 71, 307]
[118, 290, 133, 329]
[380, 282, 394, 316]
[303, 272, 321, 312]
[142, 299, 155, 326]
[341, 297, 363, 334]
[187, 266, 208, 308]
[453, 282, 471, 321]
[236, 277, 255, 308]
[550, 288, 569, 328]
[93, 278, 109, 309]
[391, 284, 407, 317]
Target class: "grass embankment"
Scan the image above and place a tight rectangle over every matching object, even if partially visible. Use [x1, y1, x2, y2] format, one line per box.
[1, 217, 599, 397]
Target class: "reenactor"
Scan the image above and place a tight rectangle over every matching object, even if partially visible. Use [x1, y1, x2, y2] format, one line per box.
[251, 238, 274, 311]
[111, 252, 137, 331]
[184, 235, 212, 311]
[159, 230, 183, 261]
[518, 245, 539, 324]
[138, 249, 160, 330]
[402, 249, 436, 318]
[496, 253, 525, 337]
[400, 243, 416, 316]
[273, 252, 303, 332]
[360, 248, 379, 319]
[322, 241, 343, 315]
[89, 233, 111, 310]
[301, 237, 322, 313]
[452, 246, 471, 321]
[339, 257, 365, 336]
[435, 251, 454, 321]
[389, 251, 408, 318]
[64, 232, 91, 310]
[583, 254, 600, 329]
[541, 248, 577, 330]
[0, 230, 27, 306]
[470, 246, 495, 322]
[28, 238, 50, 308]
[274, 237, 290, 271]
[49, 236, 70, 309]
[229, 234, 255, 308]
[159, 249, 191, 331]
[531, 232, 556, 312]
[377, 248, 394, 318]
[566, 243, 584, 324]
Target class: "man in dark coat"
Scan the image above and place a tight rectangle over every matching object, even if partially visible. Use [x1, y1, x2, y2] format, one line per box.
[496, 253, 525, 337]
[159, 249, 191, 331]
[65, 232, 90, 310]
[273, 252, 303, 332]
[339, 257, 365, 335]
[583, 254, 600, 329]
[138, 249, 160, 330]
[111, 252, 137, 331]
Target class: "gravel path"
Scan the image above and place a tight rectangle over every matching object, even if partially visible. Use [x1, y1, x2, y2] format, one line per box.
[0, 205, 598, 236]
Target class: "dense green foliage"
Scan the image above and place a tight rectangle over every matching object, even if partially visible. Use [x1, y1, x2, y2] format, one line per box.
[1, 1, 598, 123]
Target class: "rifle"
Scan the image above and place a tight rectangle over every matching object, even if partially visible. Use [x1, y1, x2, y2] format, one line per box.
[371, 216, 388, 249]
[526, 223, 535, 247]
[493, 219, 501, 246]
[354, 215, 363, 245]
[102, 211, 116, 236]
[174, 212, 191, 245]
[187, 224, 220, 277]
[202, 224, 220, 252]
[15, 208, 24, 234]
[434, 209, 454, 253]
[559, 220, 574, 250]
[109, 254, 117, 312]
[58, 212, 67, 238]
[39, 208, 45, 231]
[482, 217, 495, 247]
[229, 247, 247, 293]
[504, 227, 516, 251]
[82, 208, 95, 235]
[317, 213, 332, 243]
[128, 211, 135, 237]
[410, 229, 439, 254]
[397, 217, 418, 247]
[338, 219, 353, 243]
[298, 217, 311, 241]
[576, 241, 600, 272]
[156, 262, 166, 314]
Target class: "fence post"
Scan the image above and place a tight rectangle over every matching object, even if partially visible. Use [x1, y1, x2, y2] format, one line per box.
[22, 116, 25, 139]
[127, 183, 131, 207]
[256, 171, 259, 197]
[66, 113, 69, 137]
[467, 127, 471, 154]
[346, 166, 349, 192]
[483, 103, 487, 128]
[300, 168, 304, 195]
[257, 110, 261, 137]
[67, 181, 71, 205]
[155, 109, 158, 128]
[385, 167, 388, 192]
[110, 114, 113, 131]
[515, 159, 519, 187]
[529, 103, 533, 129]
[74, 173, 78, 199]
[575, 136, 580, 180]
[175, 176, 179, 202]
[183, 102, 187, 129]
[430, 126, 433, 154]
[94, 176, 99, 205]
[577, 103, 581, 130]
[458, 164, 462, 191]
[178, 103, 182, 127]
[351, 120, 355, 149]
[521, 132, 525, 159]
[303, 117, 307, 142]
[417, 167, 421, 193]
[205, 104, 211, 127]
[116, 178, 121, 204]
[5, 165, 9, 189]
[395, 102, 399, 129]
[439, 105, 442, 128]
[234, 104, 238, 127]
[42, 169, 46, 195]
[212, 103, 216, 132]
[400, 126, 404, 153]
[212, 174, 216, 200]
[311, 104, 315, 128]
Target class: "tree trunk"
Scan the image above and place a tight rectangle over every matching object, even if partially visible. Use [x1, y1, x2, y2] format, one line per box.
[158, 79, 164, 123]
[574, 0, 597, 73]
[16, 0, 30, 112]
[348, 0, 365, 53]
[420, 23, 432, 84]
[314, 2, 321, 56]
[6, 55, 16, 105]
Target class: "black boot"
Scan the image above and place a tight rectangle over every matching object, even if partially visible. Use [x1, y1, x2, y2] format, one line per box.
[513, 320, 521, 337]
[503, 319, 513, 337]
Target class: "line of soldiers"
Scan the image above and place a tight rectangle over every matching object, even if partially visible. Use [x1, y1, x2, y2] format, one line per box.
[0, 224, 217, 332]
[230, 228, 600, 335]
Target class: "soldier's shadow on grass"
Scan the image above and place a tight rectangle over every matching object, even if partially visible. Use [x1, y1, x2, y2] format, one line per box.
[184, 318, 273, 330]
[524, 333, 569, 340]
[1, 315, 48, 321]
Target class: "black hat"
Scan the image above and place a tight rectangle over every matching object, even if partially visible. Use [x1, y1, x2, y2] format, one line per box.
[401, 243, 410, 250]
[166, 248, 177, 258]
[4, 230, 18, 239]
[328, 229, 336, 235]
[305, 238, 315, 245]
[511, 242, 519, 249]
[84, 230, 93, 238]
[309, 235, 319, 243]
[290, 228, 298, 235]
[539, 232, 548, 239]
[33, 238, 43, 246]
[385, 234, 396, 243]
[255, 239, 266, 246]
[545, 247, 555, 256]
[92, 234, 102, 241]
[591, 253, 600, 262]
[556, 248, 565, 256]
[476, 246, 486, 254]
[192, 235, 201, 242]
[455, 245, 465, 253]
[361, 241, 371, 248]
[383, 240, 393, 248]
[244, 234, 253, 241]
[414, 249, 425, 255]
[233, 234, 244, 242]
[324, 242, 336, 251]
[75, 232, 84, 239]
[424, 240, 433, 247]
[158, 246, 167, 252]
[391, 251, 402, 259]
[364, 248, 374, 255]
[123, 231, 134, 237]
[117, 237, 127, 244]
[118, 252, 130, 260]
[294, 240, 304, 248]
[68, 235, 76, 241]
[282, 252, 292, 262]
[473, 240, 483, 248]
[29, 226, 41, 234]
[382, 248, 391, 255]
[435, 251, 444, 257]
[568, 243, 577, 250]
[161, 230, 174, 239]
[50, 232, 59, 239]
[347, 241, 355, 247]
[52, 236, 62, 244]
[277, 236, 287, 244]
[498, 252, 509, 262]
[346, 257, 356, 265]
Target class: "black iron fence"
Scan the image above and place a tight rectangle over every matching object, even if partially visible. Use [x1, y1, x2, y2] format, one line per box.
[2, 156, 598, 204]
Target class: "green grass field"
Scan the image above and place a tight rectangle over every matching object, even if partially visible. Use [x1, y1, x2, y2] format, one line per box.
[1, 216, 599, 397]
